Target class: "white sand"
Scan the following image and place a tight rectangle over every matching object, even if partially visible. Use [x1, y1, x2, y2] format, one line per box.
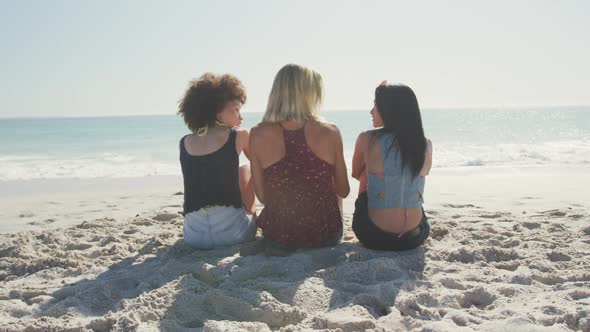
[1, 171, 589, 331]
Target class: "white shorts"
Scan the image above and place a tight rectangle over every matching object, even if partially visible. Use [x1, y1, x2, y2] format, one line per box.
[183, 206, 256, 249]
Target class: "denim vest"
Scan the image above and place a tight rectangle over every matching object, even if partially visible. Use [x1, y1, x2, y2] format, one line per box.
[367, 133, 425, 209]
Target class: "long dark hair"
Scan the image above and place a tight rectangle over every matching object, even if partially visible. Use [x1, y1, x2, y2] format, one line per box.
[373, 84, 426, 177]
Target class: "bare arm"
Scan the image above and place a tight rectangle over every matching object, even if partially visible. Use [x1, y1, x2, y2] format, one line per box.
[351, 132, 368, 180]
[248, 128, 266, 204]
[333, 128, 350, 198]
[419, 139, 433, 176]
[236, 128, 250, 160]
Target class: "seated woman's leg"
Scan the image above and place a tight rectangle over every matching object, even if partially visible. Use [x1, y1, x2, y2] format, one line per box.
[239, 164, 256, 215]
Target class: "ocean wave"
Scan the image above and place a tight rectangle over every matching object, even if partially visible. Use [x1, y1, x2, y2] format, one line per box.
[0, 154, 180, 181]
[1, 140, 589, 180]
[433, 140, 590, 168]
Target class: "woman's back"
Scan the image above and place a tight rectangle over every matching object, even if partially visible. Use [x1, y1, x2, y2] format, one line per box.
[180, 127, 243, 215]
[250, 120, 348, 248]
[183, 126, 232, 156]
[364, 131, 432, 233]
[252, 120, 339, 168]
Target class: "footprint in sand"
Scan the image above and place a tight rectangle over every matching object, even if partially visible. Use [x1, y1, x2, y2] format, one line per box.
[497, 287, 518, 297]
[493, 262, 519, 271]
[18, 212, 35, 218]
[132, 219, 153, 226]
[439, 278, 465, 290]
[522, 222, 541, 230]
[124, 229, 139, 235]
[480, 213, 502, 219]
[540, 209, 567, 217]
[547, 251, 571, 262]
[443, 204, 477, 209]
[502, 239, 521, 248]
[459, 287, 496, 309]
[152, 213, 180, 222]
[541, 305, 565, 316]
[568, 214, 584, 219]
[65, 243, 93, 251]
[547, 224, 566, 232]
[510, 273, 533, 285]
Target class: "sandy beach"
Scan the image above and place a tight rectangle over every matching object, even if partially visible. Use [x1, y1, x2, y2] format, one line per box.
[2, 0, 589, 329]
[1, 171, 589, 331]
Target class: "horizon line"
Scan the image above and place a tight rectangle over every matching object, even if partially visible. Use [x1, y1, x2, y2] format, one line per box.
[1, 104, 590, 120]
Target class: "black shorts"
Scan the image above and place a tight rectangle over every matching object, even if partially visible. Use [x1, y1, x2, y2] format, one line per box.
[352, 192, 430, 251]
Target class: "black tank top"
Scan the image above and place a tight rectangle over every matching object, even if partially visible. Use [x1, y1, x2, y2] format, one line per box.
[180, 128, 243, 215]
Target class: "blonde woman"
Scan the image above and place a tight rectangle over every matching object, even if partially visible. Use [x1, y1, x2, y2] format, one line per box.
[249, 64, 350, 249]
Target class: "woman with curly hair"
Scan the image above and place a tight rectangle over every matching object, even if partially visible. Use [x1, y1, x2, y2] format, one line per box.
[177, 73, 256, 249]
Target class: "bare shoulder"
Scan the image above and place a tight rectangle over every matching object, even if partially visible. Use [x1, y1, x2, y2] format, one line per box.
[311, 119, 342, 141]
[356, 130, 370, 142]
[313, 119, 339, 132]
[235, 127, 249, 139]
[250, 122, 276, 142]
[251, 121, 275, 132]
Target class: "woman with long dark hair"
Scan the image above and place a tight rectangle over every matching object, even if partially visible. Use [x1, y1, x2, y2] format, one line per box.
[351, 82, 432, 251]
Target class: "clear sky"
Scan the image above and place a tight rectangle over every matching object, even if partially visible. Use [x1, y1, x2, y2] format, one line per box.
[1, 0, 589, 118]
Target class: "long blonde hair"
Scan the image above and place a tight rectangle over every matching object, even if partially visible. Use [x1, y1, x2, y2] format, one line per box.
[263, 64, 324, 122]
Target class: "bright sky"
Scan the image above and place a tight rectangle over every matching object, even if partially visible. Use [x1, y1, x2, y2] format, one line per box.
[1, 0, 589, 118]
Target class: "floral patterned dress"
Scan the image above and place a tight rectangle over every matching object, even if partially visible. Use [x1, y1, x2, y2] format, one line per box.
[256, 125, 342, 248]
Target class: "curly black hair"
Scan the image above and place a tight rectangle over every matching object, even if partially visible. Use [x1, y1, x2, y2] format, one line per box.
[178, 73, 246, 132]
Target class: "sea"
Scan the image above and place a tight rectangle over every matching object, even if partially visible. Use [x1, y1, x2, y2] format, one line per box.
[1, 108, 589, 181]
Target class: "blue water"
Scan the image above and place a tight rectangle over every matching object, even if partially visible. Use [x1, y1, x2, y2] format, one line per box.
[1, 108, 589, 180]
